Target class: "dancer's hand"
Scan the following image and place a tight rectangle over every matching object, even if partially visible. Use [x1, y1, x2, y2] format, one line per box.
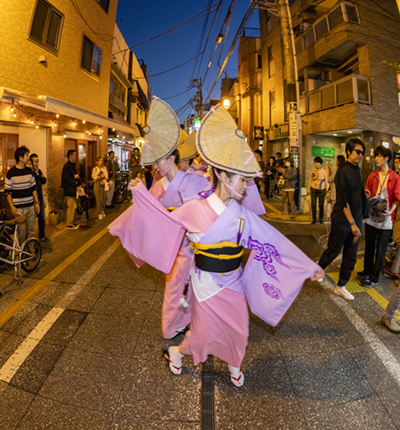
[310, 269, 325, 281]
[129, 178, 141, 189]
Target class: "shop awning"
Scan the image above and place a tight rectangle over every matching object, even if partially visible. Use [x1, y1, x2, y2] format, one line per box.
[0, 87, 136, 135]
[45, 97, 135, 134]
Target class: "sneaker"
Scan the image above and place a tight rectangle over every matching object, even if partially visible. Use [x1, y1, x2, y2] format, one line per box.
[363, 279, 378, 288]
[311, 221, 317, 225]
[39, 237, 50, 243]
[382, 267, 399, 279]
[357, 271, 368, 280]
[67, 224, 79, 230]
[333, 286, 355, 301]
[163, 346, 183, 375]
[381, 316, 400, 333]
[98, 214, 103, 220]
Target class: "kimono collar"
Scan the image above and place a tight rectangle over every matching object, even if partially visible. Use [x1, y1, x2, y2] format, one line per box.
[161, 175, 170, 191]
[206, 193, 226, 216]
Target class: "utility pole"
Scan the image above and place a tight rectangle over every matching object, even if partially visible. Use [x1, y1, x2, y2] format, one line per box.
[191, 78, 204, 120]
[278, 0, 302, 209]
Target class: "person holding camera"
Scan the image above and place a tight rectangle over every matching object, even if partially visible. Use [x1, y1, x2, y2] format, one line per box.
[358, 145, 400, 288]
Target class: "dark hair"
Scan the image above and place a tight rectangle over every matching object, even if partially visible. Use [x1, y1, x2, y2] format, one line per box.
[337, 155, 346, 168]
[254, 149, 262, 158]
[212, 168, 235, 188]
[14, 145, 30, 163]
[314, 156, 323, 164]
[67, 149, 76, 159]
[170, 148, 180, 165]
[345, 138, 365, 157]
[268, 156, 275, 163]
[30, 153, 38, 162]
[133, 147, 140, 153]
[285, 157, 294, 167]
[109, 151, 114, 156]
[276, 152, 282, 157]
[374, 145, 392, 162]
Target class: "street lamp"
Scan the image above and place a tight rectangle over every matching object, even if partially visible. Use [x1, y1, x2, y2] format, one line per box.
[223, 98, 230, 109]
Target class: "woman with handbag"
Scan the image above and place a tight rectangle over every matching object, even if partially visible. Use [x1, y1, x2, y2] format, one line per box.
[92, 157, 108, 220]
[281, 157, 297, 219]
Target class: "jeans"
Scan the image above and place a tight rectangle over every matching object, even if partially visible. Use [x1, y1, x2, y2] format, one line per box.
[363, 223, 392, 283]
[311, 188, 326, 222]
[65, 196, 77, 226]
[282, 190, 295, 216]
[385, 285, 400, 320]
[38, 200, 46, 239]
[106, 180, 115, 206]
[318, 225, 359, 287]
[17, 205, 36, 243]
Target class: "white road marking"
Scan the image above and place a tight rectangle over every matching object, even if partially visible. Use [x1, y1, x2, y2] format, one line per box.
[325, 285, 400, 386]
[0, 239, 120, 383]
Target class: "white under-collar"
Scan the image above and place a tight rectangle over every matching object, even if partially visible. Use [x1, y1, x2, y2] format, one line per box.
[161, 175, 170, 191]
[206, 193, 226, 216]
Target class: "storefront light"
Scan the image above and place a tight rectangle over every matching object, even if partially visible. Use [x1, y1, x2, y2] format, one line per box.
[223, 99, 230, 109]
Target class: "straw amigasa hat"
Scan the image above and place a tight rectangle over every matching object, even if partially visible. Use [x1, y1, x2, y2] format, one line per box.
[178, 130, 198, 161]
[141, 97, 181, 165]
[196, 104, 260, 176]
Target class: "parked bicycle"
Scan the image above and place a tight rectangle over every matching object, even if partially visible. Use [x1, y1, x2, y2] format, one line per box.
[113, 171, 130, 204]
[0, 211, 42, 284]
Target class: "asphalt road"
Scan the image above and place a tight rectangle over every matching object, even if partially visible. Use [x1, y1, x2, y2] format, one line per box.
[0, 203, 400, 429]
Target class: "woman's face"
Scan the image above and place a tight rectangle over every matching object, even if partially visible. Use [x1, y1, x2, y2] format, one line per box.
[97, 159, 103, 168]
[224, 174, 250, 201]
[154, 157, 173, 175]
[314, 161, 321, 169]
[180, 159, 190, 171]
[269, 157, 274, 165]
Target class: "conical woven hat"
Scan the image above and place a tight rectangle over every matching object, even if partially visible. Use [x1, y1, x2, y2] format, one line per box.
[141, 97, 181, 165]
[196, 104, 260, 176]
[178, 131, 198, 161]
[178, 129, 189, 145]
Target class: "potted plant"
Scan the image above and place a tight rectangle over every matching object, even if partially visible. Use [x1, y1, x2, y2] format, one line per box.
[46, 177, 65, 225]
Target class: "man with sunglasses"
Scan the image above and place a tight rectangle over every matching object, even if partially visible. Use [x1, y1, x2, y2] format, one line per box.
[318, 138, 367, 300]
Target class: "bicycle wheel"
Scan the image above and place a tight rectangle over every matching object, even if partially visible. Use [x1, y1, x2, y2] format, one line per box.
[113, 187, 127, 204]
[20, 238, 42, 273]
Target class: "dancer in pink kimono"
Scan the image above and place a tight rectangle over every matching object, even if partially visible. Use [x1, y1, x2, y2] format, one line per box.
[140, 98, 265, 340]
[114, 104, 324, 387]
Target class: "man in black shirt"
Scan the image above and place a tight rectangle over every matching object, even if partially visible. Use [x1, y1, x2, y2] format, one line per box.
[61, 149, 79, 229]
[318, 138, 367, 300]
[30, 153, 50, 243]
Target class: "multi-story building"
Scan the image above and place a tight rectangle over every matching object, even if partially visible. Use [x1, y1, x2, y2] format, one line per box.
[237, 29, 263, 150]
[108, 24, 149, 171]
[259, 0, 400, 186]
[0, 0, 135, 191]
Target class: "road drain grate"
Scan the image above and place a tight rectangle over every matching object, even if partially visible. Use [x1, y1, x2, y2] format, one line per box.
[201, 355, 215, 430]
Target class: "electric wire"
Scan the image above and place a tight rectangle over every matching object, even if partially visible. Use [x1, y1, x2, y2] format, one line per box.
[112, 4, 220, 56]
[216, 0, 236, 69]
[162, 88, 193, 100]
[194, 1, 223, 78]
[190, 0, 214, 81]
[146, 52, 204, 78]
[202, 2, 256, 106]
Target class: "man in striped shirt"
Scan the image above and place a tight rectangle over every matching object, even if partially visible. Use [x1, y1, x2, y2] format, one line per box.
[5, 145, 40, 242]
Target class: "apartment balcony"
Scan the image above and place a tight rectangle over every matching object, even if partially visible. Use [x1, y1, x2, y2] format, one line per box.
[300, 74, 370, 116]
[295, 1, 362, 71]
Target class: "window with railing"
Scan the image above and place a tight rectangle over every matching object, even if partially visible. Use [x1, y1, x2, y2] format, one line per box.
[295, 2, 360, 54]
[299, 75, 370, 115]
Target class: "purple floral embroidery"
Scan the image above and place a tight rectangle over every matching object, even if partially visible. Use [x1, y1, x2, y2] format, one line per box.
[198, 187, 215, 199]
[247, 236, 288, 280]
[263, 283, 282, 300]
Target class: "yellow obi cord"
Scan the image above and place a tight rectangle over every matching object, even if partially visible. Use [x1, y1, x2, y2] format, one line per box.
[190, 241, 244, 260]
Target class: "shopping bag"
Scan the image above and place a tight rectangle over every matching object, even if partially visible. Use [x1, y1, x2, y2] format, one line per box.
[303, 195, 311, 215]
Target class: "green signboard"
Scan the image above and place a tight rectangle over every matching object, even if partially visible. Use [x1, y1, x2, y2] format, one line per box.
[311, 146, 335, 158]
